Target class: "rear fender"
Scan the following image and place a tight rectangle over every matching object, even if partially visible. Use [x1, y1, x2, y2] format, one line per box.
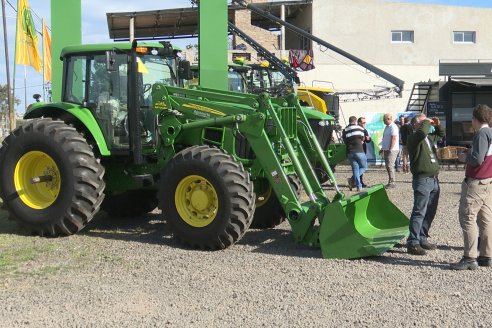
[298, 89, 327, 114]
[301, 107, 334, 121]
[24, 103, 111, 156]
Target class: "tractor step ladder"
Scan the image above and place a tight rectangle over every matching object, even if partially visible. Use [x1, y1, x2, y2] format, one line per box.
[405, 82, 435, 113]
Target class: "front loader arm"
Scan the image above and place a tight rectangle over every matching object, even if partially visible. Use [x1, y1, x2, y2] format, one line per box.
[237, 105, 321, 244]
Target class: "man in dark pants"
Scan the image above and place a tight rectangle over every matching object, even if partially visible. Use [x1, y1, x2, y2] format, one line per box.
[342, 116, 367, 192]
[358, 117, 371, 187]
[406, 113, 445, 255]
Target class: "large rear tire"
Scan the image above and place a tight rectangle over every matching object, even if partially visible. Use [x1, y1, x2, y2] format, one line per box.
[159, 145, 255, 250]
[250, 175, 302, 229]
[102, 190, 158, 217]
[0, 118, 105, 236]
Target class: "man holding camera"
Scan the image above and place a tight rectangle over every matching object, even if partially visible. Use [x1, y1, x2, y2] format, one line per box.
[406, 114, 445, 255]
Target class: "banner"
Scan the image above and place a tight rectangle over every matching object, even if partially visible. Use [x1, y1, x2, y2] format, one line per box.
[365, 112, 417, 164]
[364, 112, 385, 163]
[42, 20, 51, 81]
[15, 0, 42, 72]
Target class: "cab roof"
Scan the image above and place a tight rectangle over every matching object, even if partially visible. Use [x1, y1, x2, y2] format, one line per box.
[60, 42, 179, 59]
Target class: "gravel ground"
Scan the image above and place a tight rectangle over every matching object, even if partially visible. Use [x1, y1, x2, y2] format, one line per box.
[0, 165, 491, 327]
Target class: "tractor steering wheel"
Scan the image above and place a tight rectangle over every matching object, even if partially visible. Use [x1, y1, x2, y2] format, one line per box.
[142, 84, 152, 94]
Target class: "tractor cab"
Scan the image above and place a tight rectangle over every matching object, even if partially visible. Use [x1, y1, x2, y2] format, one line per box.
[227, 63, 249, 93]
[244, 63, 294, 97]
[185, 63, 249, 94]
[61, 42, 187, 152]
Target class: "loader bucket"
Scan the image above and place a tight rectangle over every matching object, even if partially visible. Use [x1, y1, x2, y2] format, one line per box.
[319, 184, 409, 259]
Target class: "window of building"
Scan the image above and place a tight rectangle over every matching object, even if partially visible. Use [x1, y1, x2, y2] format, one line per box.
[391, 30, 414, 43]
[299, 34, 311, 50]
[451, 92, 474, 143]
[232, 52, 251, 62]
[453, 31, 476, 43]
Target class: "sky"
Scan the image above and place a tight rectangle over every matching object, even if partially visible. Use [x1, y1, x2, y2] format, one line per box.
[1, 0, 492, 114]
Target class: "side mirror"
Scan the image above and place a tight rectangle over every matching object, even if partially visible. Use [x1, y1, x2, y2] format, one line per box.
[178, 60, 192, 80]
[106, 50, 117, 72]
[33, 94, 42, 102]
[158, 41, 174, 57]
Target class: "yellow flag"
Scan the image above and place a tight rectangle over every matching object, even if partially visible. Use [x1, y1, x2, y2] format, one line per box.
[137, 57, 149, 74]
[42, 20, 51, 81]
[15, 0, 42, 72]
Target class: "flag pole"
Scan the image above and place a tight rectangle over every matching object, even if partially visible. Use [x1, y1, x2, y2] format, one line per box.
[12, 0, 20, 131]
[41, 19, 45, 101]
[23, 65, 27, 110]
[1, 0, 14, 132]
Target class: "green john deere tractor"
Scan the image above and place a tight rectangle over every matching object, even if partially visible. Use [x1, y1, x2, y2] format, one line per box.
[0, 41, 408, 259]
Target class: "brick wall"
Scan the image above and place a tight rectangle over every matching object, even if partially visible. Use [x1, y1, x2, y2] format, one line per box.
[233, 1, 280, 57]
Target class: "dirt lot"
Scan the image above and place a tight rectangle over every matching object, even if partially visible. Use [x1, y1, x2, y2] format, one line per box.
[1, 165, 491, 327]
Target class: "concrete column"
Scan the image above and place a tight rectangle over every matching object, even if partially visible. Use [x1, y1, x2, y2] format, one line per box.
[51, 0, 81, 102]
[129, 17, 135, 43]
[199, 0, 228, 90]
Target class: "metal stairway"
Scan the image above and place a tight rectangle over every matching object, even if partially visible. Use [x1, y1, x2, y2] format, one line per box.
[405, 82, 434, 113]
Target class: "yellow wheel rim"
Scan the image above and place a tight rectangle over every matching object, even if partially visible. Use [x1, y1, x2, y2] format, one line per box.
[175, 175, 218, 227]
[14, 151, 61, 209]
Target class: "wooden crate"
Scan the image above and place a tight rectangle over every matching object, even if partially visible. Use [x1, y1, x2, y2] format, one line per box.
[438, 146, 468, 159]
[437, 147, 457, 160]
[437, 146, 468, 168]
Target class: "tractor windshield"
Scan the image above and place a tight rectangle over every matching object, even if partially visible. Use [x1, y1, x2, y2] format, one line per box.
[138, 54, 176, 106]
[139, 54, 176, 87]
[248, 67, 292, 96]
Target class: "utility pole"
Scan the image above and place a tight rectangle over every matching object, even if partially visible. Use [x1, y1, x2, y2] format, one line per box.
[1, 0, 14, 132]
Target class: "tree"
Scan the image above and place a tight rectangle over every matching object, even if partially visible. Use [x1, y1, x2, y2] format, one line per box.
[0, 84, 21, 115]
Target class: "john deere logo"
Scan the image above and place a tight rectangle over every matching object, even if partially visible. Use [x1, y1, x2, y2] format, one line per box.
[183, 103, 226, 117]
[22, 7, 37, 41]
[154, 101, 168, 110]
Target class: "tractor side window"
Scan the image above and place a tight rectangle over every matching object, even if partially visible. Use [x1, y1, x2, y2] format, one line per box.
[86, 53, 130, 149]
[260, 70, 270, 89]
[64, 56, 86, 104]
[89, 55, 116, 108]
[271, 71, 287, 87]
[250, 70, 262, 91]
[228, 71, 246, 93]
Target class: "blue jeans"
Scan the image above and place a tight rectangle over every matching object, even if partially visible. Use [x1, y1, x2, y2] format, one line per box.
[407, 176, 440, 246]
[348, 152, 368, 189]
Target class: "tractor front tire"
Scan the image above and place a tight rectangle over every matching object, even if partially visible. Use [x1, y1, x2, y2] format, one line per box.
[159, 145, 255, 250]
[250, 175, 302, 229]
[0, 118, 105, 236]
